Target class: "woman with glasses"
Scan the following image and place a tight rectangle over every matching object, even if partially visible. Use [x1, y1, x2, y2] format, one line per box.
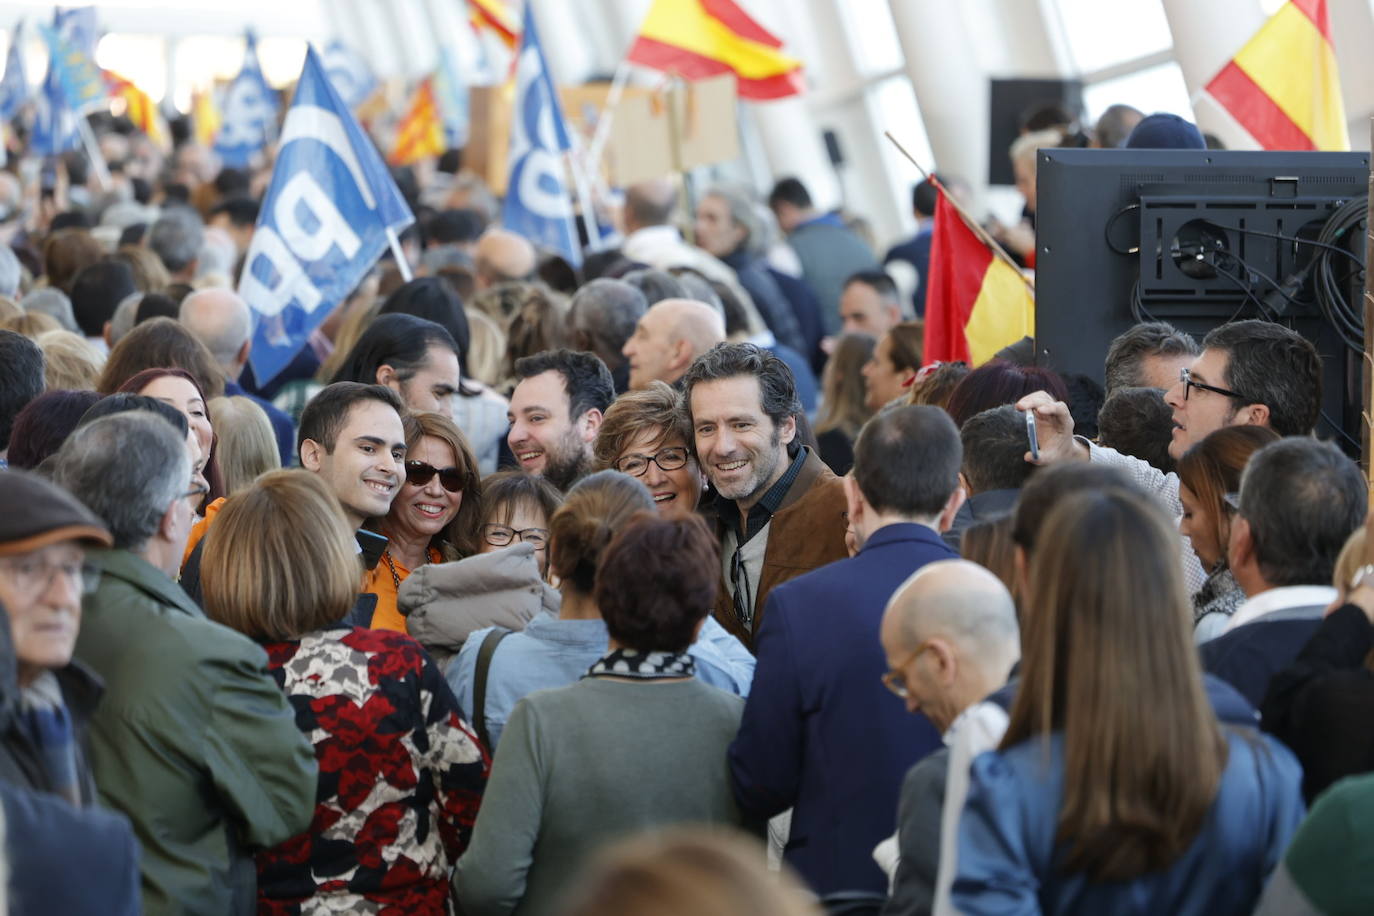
[455, 514, 746, 915]
[952, 487, 1304, 915]
[593, 381, 705, 521]
[450, 472, 753, 751]
[475, 471, 564, 578]
[363, 411, 483, 633]
[1177, 426, 1280, 643]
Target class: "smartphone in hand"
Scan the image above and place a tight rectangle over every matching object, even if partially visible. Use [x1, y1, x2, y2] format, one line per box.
[1024, 408, 1040, 461]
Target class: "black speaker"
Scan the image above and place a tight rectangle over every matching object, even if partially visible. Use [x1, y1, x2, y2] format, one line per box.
[987, 78, 1084, 185]
[823, 129, 845, 168]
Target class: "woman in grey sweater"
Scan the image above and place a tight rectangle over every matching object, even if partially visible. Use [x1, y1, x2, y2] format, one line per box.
[453, 514, 746, 916]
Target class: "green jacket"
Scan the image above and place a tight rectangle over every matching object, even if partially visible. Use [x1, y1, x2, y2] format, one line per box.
[75, 548, 317, 916]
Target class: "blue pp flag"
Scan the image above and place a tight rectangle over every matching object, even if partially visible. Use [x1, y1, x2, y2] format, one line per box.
[38, 22, 105, 113]
[215, 32, 278, 168]
[239, 45, 414, 385]
[502, 2, 580, 266]
[31, 64, 78, 156]
[53, 7, 97, 58]
[0, 24, 30, 121]
[320, 40, 376, 111]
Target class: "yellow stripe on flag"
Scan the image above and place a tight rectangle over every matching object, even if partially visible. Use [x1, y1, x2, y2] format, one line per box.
[964, 259, 1035, 366]
[1232, 3, 1347, 151]
[638, 0, 801, 81]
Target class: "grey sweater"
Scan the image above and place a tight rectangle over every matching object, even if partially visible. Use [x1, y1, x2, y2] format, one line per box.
[453, 677, 745, 916]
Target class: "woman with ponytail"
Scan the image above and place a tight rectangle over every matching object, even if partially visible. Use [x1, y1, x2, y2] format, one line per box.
[448, 471, 754, 752]
[455, 511, 749, 916]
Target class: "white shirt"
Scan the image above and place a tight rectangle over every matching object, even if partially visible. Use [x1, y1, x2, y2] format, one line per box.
[1223, 585, 1337, 634]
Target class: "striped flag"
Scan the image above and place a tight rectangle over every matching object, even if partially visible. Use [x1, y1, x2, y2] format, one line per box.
[1203, 0, 1347, 151]
[627, 0, 804, 101]
[924, 191, 1034, 365]
[469, 0, 519, 50]
[390, 78, 446, 166]
[104, 71, 167, 147]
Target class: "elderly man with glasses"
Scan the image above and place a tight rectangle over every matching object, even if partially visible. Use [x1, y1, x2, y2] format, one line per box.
[1018, 318, 1323, 596]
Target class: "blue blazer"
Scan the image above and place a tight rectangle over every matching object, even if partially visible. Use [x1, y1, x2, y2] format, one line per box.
[728, 523, 955, 898]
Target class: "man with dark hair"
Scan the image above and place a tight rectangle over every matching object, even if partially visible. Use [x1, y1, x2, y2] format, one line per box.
[944, 405, 1036, 549]
[567, 278, 647, 394]
[729, 405, 962, 905]
[1202, 438, 1366, 705]
[683, 342, 849, 646]
[0, 330, 43, 467]
[298, 382, 408, 530]
[426, 208, 486, 252]
[70, 258, 137, 348]
[884, 175, 943, 316]
[507, 349, 614, 491]
[839, 270, 903, 338]
[55, 413, 316, 914]
[767, 176, 877, 333]
[1096, 387, 1175, 474]
[331, 313, 462, 419]
[207, 196, 260, 257]
[1103, 320, 1200, 396]
[1022, 318, 1322, 595]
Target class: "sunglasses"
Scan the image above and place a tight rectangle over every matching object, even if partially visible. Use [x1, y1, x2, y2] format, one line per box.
[404, 460, 465, 493]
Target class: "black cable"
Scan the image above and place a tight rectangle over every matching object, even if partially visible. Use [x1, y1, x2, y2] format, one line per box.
[1198, 217, 1364, 266]
[1105, 204, 1139, 255]
[1321, 408, 1363, 450]
[1203, 254, 1274, 324]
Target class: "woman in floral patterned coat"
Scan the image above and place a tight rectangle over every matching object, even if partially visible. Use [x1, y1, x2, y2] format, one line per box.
[200, 469, 489, 915]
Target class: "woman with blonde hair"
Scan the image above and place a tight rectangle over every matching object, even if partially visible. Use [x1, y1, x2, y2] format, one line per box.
[953, 488, 1304, 914]
[363, 410, 483, 632]
[813, 332, 875, 474]
[200, 469, 487, 913]
[207, 395, 280, 495]
[560, 827, 822, 916]
[35, 330, 103, 390]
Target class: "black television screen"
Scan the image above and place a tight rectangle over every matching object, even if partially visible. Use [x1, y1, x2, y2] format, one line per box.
[1034, 147, 1369, 449]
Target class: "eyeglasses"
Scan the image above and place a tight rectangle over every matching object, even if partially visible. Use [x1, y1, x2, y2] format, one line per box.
[0, 556, 101, 597]
[730, 542, 753, 630]
[881, 642, 934, 698]
[405, 460, 465, 493]
[613, 446, 689, 478]
[1179, 367, 1246, 402]
[482, 523, 549, 549]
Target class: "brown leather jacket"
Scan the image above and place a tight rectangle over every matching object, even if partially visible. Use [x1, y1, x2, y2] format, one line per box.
[705, 447, 850, 650]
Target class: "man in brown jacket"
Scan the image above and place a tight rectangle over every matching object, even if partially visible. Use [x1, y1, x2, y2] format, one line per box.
[683, 342, 849, 650]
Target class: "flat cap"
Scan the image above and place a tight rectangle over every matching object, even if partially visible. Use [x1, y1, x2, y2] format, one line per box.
[0, 470, 112, 556]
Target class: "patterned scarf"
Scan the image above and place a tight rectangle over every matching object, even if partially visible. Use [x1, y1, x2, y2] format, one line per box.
[587, 648, 696, 680]
[18, 671, 81, 806]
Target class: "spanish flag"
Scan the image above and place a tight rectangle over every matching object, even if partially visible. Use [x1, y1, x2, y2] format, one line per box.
[627, 0, 804, 101]
[924, 192, 1035, 365]
[192, 87, 220, 148]
[390, 78, 446, 167]
[104, 71, 167, 148]
[469, 0, 520, 50]
[1204, 0, 1347, 150]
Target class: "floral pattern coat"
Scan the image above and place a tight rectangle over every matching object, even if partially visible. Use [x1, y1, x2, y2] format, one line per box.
[256, 626, 488, 915]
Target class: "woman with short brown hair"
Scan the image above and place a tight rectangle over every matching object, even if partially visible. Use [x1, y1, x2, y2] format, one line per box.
[201, 470, 488, 913]
[952, 487, 1304, 914]
[593, 380, 705, 520]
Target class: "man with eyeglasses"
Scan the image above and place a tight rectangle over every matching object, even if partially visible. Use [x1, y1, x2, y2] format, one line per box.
[876, 560, 1019, 916]
[729, 405, 964, 908]
[51, 411, 316, 914]
[1019, 319, 1322, 595]
[683, 343, 849, 650]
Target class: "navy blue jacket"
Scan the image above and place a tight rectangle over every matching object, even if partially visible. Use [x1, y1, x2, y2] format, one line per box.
[729, 523, 955, 899]
[1202, 611, 1325, 708]
[885, 227, 933, 318]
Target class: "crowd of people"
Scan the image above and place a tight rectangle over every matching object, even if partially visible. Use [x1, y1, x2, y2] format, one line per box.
[0, 96, 1370, 916]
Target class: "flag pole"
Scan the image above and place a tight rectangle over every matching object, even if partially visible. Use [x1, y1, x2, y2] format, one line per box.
[883, 130, 1034, 294]
[587, 58, 630, 173]
[76, 115, 111, 189]
[385, 227, 413, 282]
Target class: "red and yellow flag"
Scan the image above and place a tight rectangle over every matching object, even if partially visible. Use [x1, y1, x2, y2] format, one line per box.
[390, 78, 446, 167]
[104, 71, 168, 147]
[924, 192, 1035, 366]
[627, 0, 804, 101]
[1204, 0, 1347, 150]
[469, 0, 519, 50]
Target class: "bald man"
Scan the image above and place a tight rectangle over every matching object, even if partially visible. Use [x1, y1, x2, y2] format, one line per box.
[474, 229, 536, 290]
[179, 288, 296, 464]
[880, 560, 1019, 916]
[621, 298, 725, 390]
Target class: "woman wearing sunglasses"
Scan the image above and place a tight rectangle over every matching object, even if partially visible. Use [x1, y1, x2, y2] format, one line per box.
[363, 411, 483, 632]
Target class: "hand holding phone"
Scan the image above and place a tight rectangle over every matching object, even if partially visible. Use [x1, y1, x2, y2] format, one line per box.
[1024, 408, 1040, 462]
